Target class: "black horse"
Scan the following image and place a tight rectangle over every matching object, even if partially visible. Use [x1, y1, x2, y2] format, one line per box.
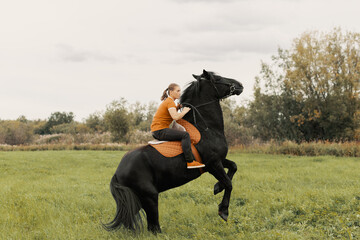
[103, 70, 243, 233]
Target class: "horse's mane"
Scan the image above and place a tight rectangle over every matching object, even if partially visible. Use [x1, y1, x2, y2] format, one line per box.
[180, 80, 200, 104]
[180, 71, 218, 104]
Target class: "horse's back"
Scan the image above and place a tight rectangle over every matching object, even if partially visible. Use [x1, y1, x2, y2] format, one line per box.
[115, 146, 154, 186]
[114, 145, 202, 193]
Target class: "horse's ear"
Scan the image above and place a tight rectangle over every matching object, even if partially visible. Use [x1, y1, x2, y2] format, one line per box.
[192, 74, 200, 80]
[202, 69, 210, 79]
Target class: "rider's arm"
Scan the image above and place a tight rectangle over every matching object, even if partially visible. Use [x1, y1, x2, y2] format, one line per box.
[168, 107, 190, 121]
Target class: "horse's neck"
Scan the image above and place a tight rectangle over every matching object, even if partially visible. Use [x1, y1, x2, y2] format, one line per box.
[202, 102, 225, 132]
[183, 100, 225, 134]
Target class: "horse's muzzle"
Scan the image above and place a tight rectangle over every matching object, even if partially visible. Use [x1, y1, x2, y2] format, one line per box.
[234, 85, 243, 95]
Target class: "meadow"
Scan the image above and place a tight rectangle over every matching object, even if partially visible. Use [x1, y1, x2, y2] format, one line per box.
[0, 151, 359, 239]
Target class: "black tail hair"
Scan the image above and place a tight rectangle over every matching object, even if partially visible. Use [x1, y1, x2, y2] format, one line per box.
[102, 175, 144, 232]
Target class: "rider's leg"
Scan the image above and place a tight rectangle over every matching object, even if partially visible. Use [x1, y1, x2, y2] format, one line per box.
[152, 128, 194, 162]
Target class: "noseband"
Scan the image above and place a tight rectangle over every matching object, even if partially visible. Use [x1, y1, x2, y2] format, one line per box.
[211, 81, 236, 101]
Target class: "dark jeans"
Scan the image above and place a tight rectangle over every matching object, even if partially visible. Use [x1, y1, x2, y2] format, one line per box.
[152, 128, 194, 162]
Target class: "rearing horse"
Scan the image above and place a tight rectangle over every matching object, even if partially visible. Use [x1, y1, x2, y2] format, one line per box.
[103, 70, 243, 233]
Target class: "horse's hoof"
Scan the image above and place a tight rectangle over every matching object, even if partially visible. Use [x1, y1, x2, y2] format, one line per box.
[149, 226, 161, 234]
[218, 211, 228, 222]
[214, 182, 224, 195]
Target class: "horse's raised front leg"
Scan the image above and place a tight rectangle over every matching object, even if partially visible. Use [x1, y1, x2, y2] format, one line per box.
[208, 161, 233, 222]
[214, 158, 237, 195]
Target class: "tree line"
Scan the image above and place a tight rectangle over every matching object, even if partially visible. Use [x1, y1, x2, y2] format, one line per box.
[0, 28, 359, 146]
[0, 99, 158, 145]
[248, 28, 359, 142]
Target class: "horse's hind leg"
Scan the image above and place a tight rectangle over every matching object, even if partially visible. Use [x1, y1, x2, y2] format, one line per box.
[214, 159, 237, 195]
[140, 193, 161, 234]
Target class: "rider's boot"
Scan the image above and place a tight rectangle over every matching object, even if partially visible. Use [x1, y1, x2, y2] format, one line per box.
[187, 161, 205, 169]
[185, 152, 205, 169]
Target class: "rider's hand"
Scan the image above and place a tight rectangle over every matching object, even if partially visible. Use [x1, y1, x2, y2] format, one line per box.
[183, 107, 191, 113]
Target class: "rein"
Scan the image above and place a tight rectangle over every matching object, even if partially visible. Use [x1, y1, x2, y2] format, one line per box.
[182, 78, 236, 131]
[181, 102, 212, 131]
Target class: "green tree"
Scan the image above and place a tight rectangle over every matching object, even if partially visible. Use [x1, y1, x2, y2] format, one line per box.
[221, 99, 253, 145]
[137, 101, 157, 132]
[37, 112, 75, 135]
[249, 28, 360, 141]
[17, 115, 28, 123]
[0, 120, 33, 145]
[129, 101, 146, 127]
[49, 122, 90, 135]
[32, 119, 47, 135]
[85, 111, 105, 133]
[103, 98, 131, 142]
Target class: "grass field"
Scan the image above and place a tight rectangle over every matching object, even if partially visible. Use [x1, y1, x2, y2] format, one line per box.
[1, 151, 360, 239]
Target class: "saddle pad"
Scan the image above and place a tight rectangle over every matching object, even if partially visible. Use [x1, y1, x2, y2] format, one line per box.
[149, 119, 201, 154]
[151, 142, 203, 163]
[149, 119, 203, 172]
[175, 119, 201, 145]
[148, 140, 168, 145]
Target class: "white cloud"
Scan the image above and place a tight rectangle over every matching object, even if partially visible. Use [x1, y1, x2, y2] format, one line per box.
[56, 44, 118, 63]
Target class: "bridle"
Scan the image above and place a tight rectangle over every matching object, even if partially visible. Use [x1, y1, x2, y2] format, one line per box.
[208, 74, 237, 101]
[181, 75, 237, 131]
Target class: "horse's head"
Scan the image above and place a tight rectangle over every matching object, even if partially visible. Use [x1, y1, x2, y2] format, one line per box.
[180, 70, 243, 130]
[191, 70, 243, 100]
[180, 69, 243, 107]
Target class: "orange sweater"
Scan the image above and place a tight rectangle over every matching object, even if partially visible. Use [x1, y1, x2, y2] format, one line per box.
[151, 97, 177, 132]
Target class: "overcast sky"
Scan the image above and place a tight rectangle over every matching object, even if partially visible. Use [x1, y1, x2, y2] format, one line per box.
[1, 0, 359, 121]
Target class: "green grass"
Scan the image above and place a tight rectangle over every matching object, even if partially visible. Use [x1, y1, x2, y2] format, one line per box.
[1, 151, 360, 239]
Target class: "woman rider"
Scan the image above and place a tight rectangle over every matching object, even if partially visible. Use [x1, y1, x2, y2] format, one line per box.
[151, 83, 205, 169]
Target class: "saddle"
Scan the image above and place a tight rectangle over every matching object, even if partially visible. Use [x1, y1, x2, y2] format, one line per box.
[148, 119, 204, 171]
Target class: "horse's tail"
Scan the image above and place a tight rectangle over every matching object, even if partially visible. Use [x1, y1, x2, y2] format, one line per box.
[102, 175, 143, 232]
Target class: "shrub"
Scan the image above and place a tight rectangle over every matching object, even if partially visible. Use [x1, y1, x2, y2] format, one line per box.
[126, 129, 153, 144]
[231, 140, 360, 157]
[85, 112, 106, 133]
[37, 112, 75, 134]
[104, 99, 131, 142]
[35, 134, 64, 144]
[0, 120, 34, 145]
[50, 123, 91, 135]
